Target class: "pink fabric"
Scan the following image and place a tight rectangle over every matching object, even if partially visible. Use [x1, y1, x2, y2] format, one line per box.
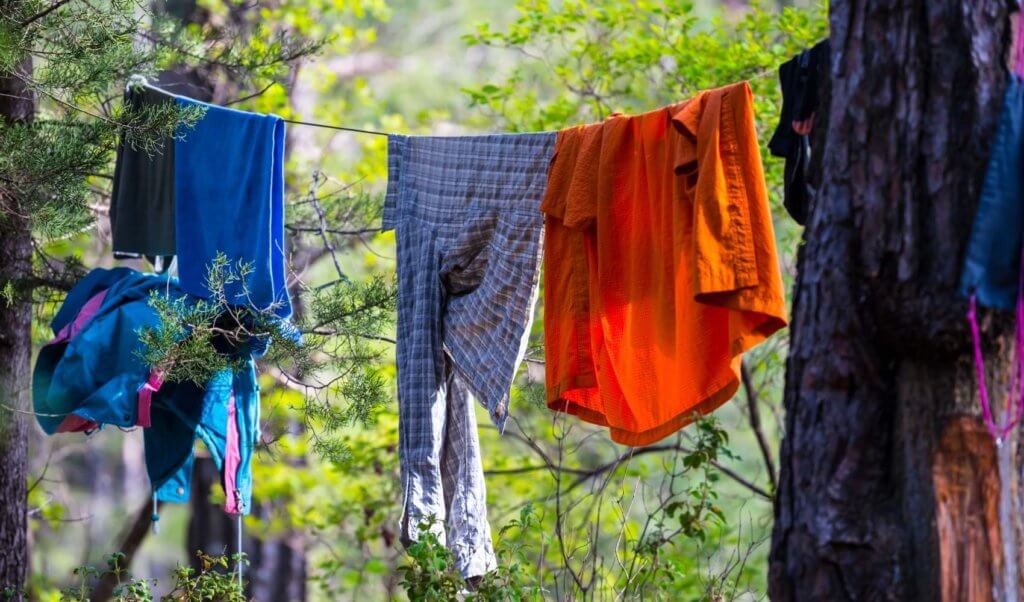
[49, 290, 107, 346]
[1016, 13, 1024, 78]
[136, 370, 164, 428]
[224, 389, 241, 514]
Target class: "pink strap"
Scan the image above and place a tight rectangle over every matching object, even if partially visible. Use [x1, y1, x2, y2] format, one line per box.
[1015, 12, 1024, 77]
[224, 389, 241, 514]
[136, 370, 164, 428]
[967, 245, 1024, 443]
[49, 290, 107, 346]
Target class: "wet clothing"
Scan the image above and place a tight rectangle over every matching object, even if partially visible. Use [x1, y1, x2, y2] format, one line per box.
[174, 96, 291, 319]
[961, 75, 1024, 309]
[768, 39, 829, 225]
[542, 82, 788, 446]
[383, 133, 553, 577]
[33, 268, 259, 514]
[110, 85, 292, 319]
[110, 87, 177, 265]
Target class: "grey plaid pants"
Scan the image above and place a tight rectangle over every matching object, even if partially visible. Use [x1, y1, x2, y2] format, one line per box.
[383, 133, 554, 577]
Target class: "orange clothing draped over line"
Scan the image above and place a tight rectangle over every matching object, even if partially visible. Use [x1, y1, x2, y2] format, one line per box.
[541, 81, 788, 446]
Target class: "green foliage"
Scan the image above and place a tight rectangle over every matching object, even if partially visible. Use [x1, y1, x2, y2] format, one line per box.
[52, 552, 245, 602]
[17, 0, 829, 599]
[162, 553, 247, 602]
[399, 511, 544, 601]
[461, 0, 827, 239]
[398, 518, 466, 601]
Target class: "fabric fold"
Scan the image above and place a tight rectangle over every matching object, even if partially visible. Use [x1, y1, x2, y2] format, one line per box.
[383, 132, 554, 577]
[542, 81, 788, 446]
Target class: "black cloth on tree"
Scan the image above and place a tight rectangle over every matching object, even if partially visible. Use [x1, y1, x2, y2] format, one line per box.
[768, 39, 829, 225]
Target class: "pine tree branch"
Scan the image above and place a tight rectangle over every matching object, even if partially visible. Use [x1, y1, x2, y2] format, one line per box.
[18, 0, 73, 28]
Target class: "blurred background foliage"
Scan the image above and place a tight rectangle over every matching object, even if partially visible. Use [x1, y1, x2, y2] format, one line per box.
[19, 0, 826, 599]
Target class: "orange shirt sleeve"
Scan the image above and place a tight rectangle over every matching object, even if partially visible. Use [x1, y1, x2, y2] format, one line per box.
[540, 124, 603, 230]
[672, 82, 787, 324]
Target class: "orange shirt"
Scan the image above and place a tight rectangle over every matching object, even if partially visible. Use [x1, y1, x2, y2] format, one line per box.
[541, 81, 788, 446]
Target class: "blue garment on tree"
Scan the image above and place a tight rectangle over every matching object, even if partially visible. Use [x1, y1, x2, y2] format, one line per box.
[174, 97, 291, 319]
[34, 267, 166, 433]
[147, 365, 259, 514]
[32, 268, 260, 514]
[960, 75, 1024, 309]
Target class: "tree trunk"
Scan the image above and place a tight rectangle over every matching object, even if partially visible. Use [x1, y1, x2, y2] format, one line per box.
[0, 48, 35, 597]
[770, 1, 1017, 600]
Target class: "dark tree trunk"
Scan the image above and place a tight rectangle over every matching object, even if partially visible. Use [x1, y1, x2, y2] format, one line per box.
[770, 1, 1018, 601]
[187, 456, 240, 562]
[187, 457, 307, 601]
[0, 49, 34, 597]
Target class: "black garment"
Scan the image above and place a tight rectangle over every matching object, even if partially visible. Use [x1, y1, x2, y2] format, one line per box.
[110, 86, 176, 265]
[769, 39, 829, 225]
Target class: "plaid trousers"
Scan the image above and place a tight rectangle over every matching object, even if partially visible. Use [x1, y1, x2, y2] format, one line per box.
[383, 133, 554, 577]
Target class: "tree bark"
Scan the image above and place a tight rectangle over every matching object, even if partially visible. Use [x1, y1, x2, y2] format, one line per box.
[770, 1, 1016, 600]
[0, 47, 35, 597]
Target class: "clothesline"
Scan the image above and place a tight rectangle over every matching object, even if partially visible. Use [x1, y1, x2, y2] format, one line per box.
[130, 76, 391, 137]
[280, 118, 388, 137]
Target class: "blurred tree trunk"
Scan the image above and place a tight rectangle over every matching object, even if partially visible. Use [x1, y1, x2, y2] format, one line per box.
[188, 457, 308, 601]
[187, 456, 239, 563]
[0, 30, 34, 596]
[770, 1, 1019, 601]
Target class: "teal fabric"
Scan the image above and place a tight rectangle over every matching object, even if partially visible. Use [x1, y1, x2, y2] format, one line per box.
[34, 268, 169, 433]
[148, 365, 259, 513]
[961, 76, 1024, 309]
[33, 268, 260, 514]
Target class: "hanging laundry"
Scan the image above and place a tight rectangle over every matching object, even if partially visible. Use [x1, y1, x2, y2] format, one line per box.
[542, 81, 788, 446]
[33, 267, 260, 514]
[111, 82, 291, 319]
[960, 72, 1024, 309]
[110, 86, 176, 270]
[174, 96, 291, 319]
[768, 39, 829, 225]
[383, 133, 554, 578]
[145, 364, 260, 514]
[959, 18, 1024, 443]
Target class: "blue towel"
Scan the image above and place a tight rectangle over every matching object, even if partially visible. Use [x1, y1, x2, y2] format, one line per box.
[174, 97, 291, 319]
[960, 76, 1024, 309]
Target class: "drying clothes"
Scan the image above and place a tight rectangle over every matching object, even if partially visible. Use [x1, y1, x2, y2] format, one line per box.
[174, 96, 291, 319]
[110, 86, 176, 267]
[542, 81, 788, 447]
[145, 365, 260, 514]
[32, 267, 260, 514]
[383, 133, 554, 577]
[110, 84, 291, 319]
[960, 75, 1024, 309]
[768, 39, 829, 225]
[34, 267, 167, 434]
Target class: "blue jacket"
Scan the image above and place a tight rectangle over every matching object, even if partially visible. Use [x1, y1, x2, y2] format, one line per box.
[33, 268, 259, 514]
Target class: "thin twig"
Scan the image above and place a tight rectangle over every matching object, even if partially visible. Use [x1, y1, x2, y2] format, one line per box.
[741, 361, 777, 491]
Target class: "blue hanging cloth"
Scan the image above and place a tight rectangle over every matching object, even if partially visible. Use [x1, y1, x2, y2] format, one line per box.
[960, 75, 1024, 309]
[174, 97, 291, 320]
